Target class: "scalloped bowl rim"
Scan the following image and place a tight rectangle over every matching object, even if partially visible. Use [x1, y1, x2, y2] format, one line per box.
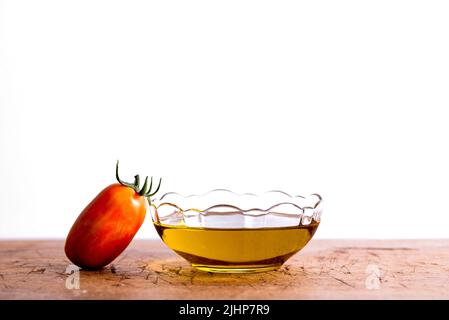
[150, 189, 323, 216]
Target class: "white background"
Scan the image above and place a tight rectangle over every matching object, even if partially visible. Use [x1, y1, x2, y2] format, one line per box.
[1, 0, 448, 239]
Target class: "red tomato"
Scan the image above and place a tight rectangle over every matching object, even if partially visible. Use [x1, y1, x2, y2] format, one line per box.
[64, 162, 161, 269]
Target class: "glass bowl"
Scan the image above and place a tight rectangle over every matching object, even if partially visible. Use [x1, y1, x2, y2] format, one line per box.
[149, 189, 323, 273]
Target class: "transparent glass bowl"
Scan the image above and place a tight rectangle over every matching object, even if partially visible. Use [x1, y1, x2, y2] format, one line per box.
[149, 189, 323, 273]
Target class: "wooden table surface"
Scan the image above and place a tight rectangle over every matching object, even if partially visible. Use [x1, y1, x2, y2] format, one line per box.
[0, 239, 448, 299]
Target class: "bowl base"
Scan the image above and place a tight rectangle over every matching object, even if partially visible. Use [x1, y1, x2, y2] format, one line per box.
[192, 263, 282, 273]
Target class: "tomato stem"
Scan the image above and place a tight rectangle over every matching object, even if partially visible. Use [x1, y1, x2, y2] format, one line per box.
[139, 176, 149, 196]
[134, 175, 140, 191]
[148, 177, 153, 194]
[116, 160, 138, 191]
[115, 160, 162, 199]
[146, 177, 162, 197]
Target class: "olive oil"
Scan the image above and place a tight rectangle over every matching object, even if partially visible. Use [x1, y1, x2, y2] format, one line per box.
[154, 221, 319, 273]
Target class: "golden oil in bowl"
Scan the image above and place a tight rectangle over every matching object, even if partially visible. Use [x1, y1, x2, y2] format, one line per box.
[150, 190, 323, 273]
[154, 220, 319, 273]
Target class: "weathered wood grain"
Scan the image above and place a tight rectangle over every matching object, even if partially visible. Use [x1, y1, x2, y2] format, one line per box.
[0, 240, 448, 299]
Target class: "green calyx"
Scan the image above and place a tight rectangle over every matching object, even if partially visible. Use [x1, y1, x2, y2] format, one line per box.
[115, 161, 162, 200]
